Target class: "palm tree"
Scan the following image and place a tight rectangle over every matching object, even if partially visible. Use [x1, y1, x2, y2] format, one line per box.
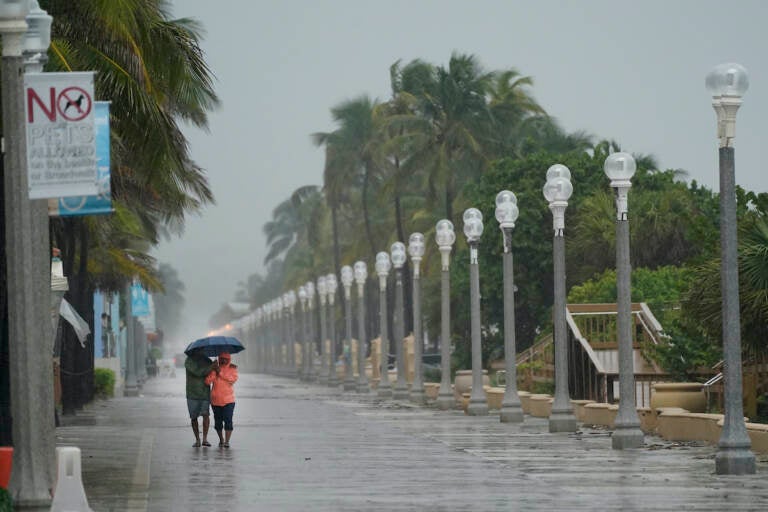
[39, 0, 219, 412]
[312, 96, 382, 257]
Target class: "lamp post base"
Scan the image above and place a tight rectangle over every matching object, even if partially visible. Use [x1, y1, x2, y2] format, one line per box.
[500, 404, 524, 423]
[435, 392, 454, 410]
[343, 376, 356, 391]
[611, 425, 644, 449]
[124, 386, 139, 397]
[393, 382, 409, 400]
[409, 388, 427, 405]
[548, 410, 577, 433]
[466, 400, 488, 416]
[376, 382, 392, 398]
[356, 382, 370, 394]
[715, 446, 756, 475]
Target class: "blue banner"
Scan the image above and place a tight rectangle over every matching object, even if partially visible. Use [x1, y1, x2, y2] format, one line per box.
[131, 283, 150, 317]
[48, 101, 113, 216]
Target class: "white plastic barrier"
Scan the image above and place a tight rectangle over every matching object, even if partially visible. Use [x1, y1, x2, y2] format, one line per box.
[50, 446, 93, 512]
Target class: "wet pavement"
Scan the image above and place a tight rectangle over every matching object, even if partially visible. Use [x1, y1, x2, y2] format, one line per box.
[56, 373, 768, 511]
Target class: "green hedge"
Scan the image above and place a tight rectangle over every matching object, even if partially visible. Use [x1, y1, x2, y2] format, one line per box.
[94, 368, 115, 398]
[0, 486, 12, 512]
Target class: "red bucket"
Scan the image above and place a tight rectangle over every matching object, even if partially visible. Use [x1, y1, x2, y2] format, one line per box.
[0, 447, 12, 489]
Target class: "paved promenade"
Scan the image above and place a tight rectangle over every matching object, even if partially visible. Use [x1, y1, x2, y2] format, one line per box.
[56, 372, 768, 511]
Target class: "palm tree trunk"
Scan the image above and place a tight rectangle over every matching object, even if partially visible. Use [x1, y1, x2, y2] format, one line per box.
[361, 167, 376, 256]
[393, 194, 414, 333]
[331, 205, 344, 346]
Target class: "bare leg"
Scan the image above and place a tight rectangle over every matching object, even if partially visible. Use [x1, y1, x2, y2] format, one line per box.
[191, 419, 201, 447]
[224, 429, 232, 445]
[202, 415, 210, 444]
[215, 428, 224, 446]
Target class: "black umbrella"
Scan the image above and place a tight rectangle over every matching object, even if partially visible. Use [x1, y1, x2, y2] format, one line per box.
[184, 336, 245, 357]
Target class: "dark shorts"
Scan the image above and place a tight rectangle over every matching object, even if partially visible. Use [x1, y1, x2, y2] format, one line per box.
[212, 402, 235, 431]
[187, 398, 210, 419]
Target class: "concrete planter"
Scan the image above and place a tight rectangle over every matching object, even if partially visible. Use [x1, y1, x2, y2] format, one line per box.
[582, 403, 618, 428]
[453, 370, 488, 398]
[485, 387, 505, 410]
[571, 399, 595, 422]
[650, 382, 706, 413]
[529, 394, 553, 418]
[519, 392, 533, 414]
[424, 382, 440, 400]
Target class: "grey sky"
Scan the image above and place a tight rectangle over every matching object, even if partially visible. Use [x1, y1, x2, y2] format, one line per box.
[157, 0, 767, 344]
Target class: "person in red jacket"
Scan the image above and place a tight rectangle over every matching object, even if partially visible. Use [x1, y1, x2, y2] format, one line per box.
[205, 352, 238, 448]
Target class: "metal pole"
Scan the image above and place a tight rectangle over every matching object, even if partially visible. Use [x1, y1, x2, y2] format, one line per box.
[318, 295, 328, 385]
[377, 275, 392, 398]
[4, 16, 54, 504]
[715, 146, 755, 473]
[500, 228, 523, 422]
[356, 281, 369, 392]
[343, 287, 355, 390]
[308, 298, 317, 381]
[327, 294, 339, 388]
[124, 283, 138, 396]
[549, 233, 577, 432]
[435, 253, 454, 409]
[393, 267, 409, 399]
[466, 241, 488, 415]
[410, 263, 426, 404]
[612, 218, 644, 448]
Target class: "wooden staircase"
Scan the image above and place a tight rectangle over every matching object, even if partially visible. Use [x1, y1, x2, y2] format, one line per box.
[516, 303, 671, 407]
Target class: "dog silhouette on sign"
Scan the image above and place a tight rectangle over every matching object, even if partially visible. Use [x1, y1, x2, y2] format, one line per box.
[63, 94, 85, 113]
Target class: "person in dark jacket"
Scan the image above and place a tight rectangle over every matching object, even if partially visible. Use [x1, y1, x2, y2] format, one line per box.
[185, 349, 213, 447]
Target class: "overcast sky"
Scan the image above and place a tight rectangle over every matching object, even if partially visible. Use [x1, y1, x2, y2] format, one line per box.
[157, 0, 767, 344]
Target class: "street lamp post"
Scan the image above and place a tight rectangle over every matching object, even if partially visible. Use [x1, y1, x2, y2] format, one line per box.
[306, 281, 317, 381]
[495, 191, 524, 423]
[316, 276, 328, 385]
[326, 273, 340, 388]
[390, 242, 409, 400]
[706, 62, 755, 474]
[604, 153, 644, 448]
[463, 208, 488, 416]
[354, 261, 369, 393]
[375, 252, 393, 398]
[544, 166, 578, 433]
[408, 233, 427, 404]
[341, 265, 356, 391]
[3, 1, 55, 506]
[255, 307, 264, 373]
[286, 291, 297, 377]
[434, 220, 456, 410]
[298, 287, 308, 380]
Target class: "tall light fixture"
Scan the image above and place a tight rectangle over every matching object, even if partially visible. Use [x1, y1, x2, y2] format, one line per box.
[495, 191, 523, 423]
[340, 265, 356, 391]
[298, 287, 308, 380]
[603, 153, 644, 448]
[543, 165, 578, 433]
[434, 220, 456, 410]
[706, 62, 755, 474]
[326, 272, 339, 388]
[316, 276, 328, 385]
[353, 261, 369, 393]
[408, 233, 427, 404]
[2, 0, 53, 506]
[463, 208, 488, 416]
[305, 281, 317, 381]
[375, 252, 392, 398]
[390, 242, 409, 399]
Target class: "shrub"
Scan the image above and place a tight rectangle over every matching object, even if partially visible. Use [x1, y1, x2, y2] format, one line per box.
[0, 487, 12, 512]
[423, 367, 441, 383]
[94, 368, 115, 398]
